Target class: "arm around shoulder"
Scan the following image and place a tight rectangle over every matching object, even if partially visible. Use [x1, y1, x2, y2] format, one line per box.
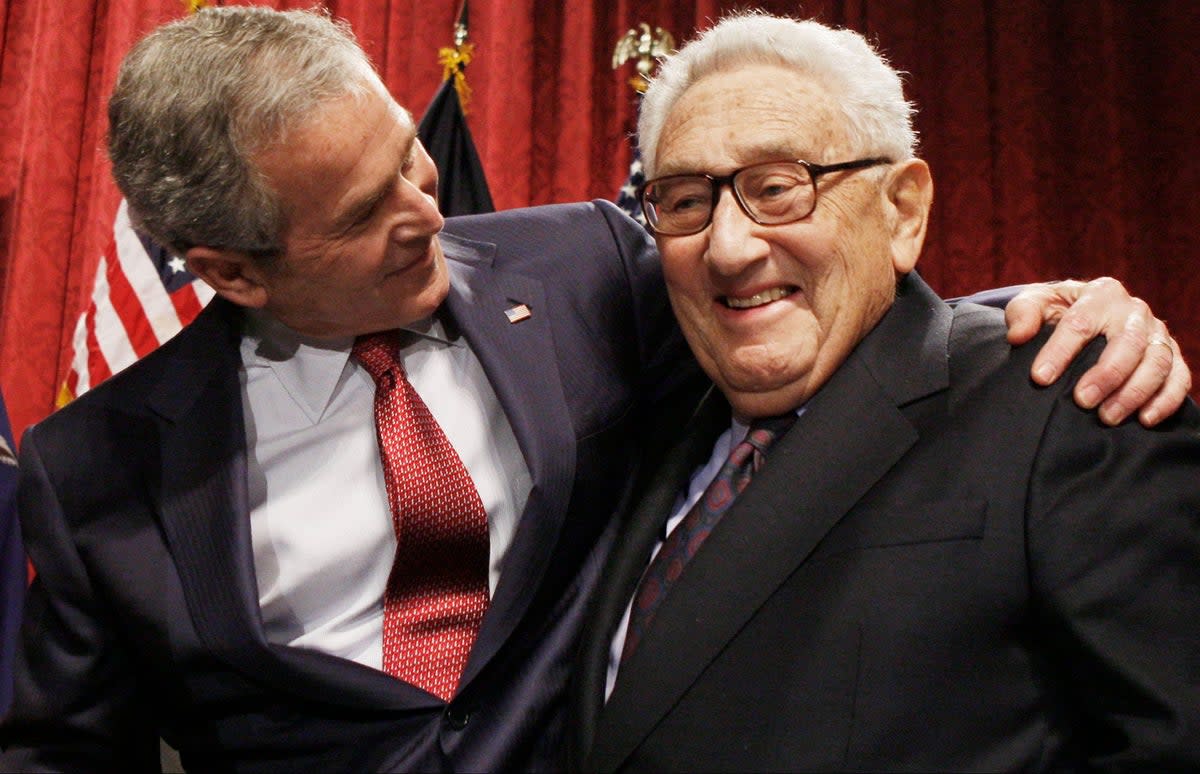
[591, 199, 698, 404]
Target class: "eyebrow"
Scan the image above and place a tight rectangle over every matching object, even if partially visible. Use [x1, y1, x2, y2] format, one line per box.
[331, 129, 416, 234]
[656, 144, 805, 178]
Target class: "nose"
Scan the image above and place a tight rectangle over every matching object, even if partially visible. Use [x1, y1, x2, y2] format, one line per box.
[403, 180, 445, 231]
[409, 141, 440, 203]
[394, 145, 445, 238]
[704, 186, 768, 276]
[395, 185, 444, 240]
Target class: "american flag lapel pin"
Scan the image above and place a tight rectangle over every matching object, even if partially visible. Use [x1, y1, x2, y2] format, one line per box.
[504, 303, 532, 324]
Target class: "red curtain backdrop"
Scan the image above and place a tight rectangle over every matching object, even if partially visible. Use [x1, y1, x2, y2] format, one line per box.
[2, 0, 1197, 440]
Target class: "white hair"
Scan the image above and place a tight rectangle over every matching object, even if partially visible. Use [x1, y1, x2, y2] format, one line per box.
[638, 12, 917, 178]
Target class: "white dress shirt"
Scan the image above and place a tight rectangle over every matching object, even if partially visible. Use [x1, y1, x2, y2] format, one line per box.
[240, 310, 531, 671]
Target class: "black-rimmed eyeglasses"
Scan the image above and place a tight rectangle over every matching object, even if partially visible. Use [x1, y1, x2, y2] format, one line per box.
[639, 157, 892, 236]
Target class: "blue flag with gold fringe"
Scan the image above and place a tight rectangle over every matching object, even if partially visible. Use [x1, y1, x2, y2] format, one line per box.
[417, 1, 493, 218]
[418, 80, 493, 217]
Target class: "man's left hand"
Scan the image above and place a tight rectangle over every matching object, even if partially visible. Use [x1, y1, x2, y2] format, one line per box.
[1005, 277, 1191, 427]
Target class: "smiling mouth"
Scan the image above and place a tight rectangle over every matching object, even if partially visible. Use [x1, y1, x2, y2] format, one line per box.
[389, 243, 436, 276]
[722, 286, 797, 309]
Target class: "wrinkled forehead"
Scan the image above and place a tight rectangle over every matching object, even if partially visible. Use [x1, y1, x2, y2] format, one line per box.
[385, 94, 417, 134]
[656, 65, 849, 176]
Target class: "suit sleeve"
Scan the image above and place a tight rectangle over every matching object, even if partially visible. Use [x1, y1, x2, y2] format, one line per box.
[1026, 386, 1200, 767]
[945, 283, 1030, 310]
[592, 199, 701, 406]
[0, 425, 159, 772]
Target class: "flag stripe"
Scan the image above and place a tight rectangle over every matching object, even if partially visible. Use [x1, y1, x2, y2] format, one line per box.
[172, 281, 213, 322]
[171, 283, 201, 322]
[64, 306, 90, 400]
[113, 201, 185, 347]
[62, 201, 213, 400]
[105, 243, 160, 360]
[91, 268, 138, 377]
[83, 299, 112, 389]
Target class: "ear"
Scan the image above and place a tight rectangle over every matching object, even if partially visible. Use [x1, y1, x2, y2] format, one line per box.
[185, 246, 270, 309]
[884, 158, 933, 275]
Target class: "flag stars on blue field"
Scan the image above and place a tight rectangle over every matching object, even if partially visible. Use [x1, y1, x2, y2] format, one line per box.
[615, 151, 647, 228]
[618, 158, 642, 200]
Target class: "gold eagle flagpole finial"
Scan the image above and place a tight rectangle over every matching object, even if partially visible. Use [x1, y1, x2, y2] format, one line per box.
[612, 22, 675, 94]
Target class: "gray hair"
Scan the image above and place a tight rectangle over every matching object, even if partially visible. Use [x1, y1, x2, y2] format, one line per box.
[638, 12, 916, 178]
[107, 6, 380, 258]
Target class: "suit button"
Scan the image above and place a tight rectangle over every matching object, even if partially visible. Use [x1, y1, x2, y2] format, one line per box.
[445, 705, 471, 730]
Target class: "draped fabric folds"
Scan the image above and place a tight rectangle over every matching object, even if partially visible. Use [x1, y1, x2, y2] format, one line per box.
[2, 0, 1198, 439]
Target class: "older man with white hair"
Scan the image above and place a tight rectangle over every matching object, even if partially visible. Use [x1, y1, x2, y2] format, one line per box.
[572, 13, 1200, 772]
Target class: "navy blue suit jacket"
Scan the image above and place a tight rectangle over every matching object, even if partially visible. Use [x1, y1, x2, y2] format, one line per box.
[0, 201, 698, 772]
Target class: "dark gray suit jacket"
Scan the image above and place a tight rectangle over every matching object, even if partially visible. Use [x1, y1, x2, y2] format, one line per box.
[0, 201, 697, 772]
[573, 273, 1200, 772]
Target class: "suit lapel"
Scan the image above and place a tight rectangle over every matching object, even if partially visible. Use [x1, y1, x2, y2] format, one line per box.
[148, 299, 265, 664]
[149, 299, 436, 709]
[589, 274, 953, 769]
[439, 232, 577, 682]
[571, 386, 726, 761]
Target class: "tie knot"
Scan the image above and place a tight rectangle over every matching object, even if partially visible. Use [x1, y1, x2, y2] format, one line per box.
[353, 331, 403, 386]
[744, 413, 796, 454]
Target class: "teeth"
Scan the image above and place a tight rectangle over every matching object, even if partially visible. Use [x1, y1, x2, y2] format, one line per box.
[724, 287, 793, 309]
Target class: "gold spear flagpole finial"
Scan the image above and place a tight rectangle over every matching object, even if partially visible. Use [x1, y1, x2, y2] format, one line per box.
[612, 22, 675, 94]
[438, 1, 475, 110]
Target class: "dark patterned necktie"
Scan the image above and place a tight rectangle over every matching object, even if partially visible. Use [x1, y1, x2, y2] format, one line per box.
[353, 332, 490, 701]
[621, 414, 796, 660]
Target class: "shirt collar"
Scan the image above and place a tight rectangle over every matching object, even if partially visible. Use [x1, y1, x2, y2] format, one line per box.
[397, 313, 461, 348]
[239, 310, 459, 423]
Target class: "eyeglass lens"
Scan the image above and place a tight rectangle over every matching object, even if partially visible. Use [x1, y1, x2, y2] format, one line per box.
[644, 161, 815, 235]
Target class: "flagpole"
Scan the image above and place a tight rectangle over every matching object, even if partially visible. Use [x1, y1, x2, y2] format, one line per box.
[440, 0, 475, 110]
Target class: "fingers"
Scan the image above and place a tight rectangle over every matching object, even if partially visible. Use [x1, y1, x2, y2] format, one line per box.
[1005, 284, 1064, 347]
[1027, 282, 1111, 386]
[1085, 326, 1174, 425]
[1061, 294, 1154, 413]
[1129, 336, 1192, 427]
[1006, 276, 1190, 425]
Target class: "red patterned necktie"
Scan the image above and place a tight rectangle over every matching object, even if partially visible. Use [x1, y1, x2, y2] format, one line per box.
[622, 414, 796, 660]
[353, 331, 490, 701]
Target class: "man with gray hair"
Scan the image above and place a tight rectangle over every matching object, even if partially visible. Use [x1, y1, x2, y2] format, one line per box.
[0, 6, 1188, 772]
[571, 12, 1200, 772]
[4, 8, 694, 770]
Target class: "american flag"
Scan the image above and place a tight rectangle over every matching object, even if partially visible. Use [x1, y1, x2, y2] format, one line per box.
[58, 200, 214, 404]
[615, 147, 648, 228]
